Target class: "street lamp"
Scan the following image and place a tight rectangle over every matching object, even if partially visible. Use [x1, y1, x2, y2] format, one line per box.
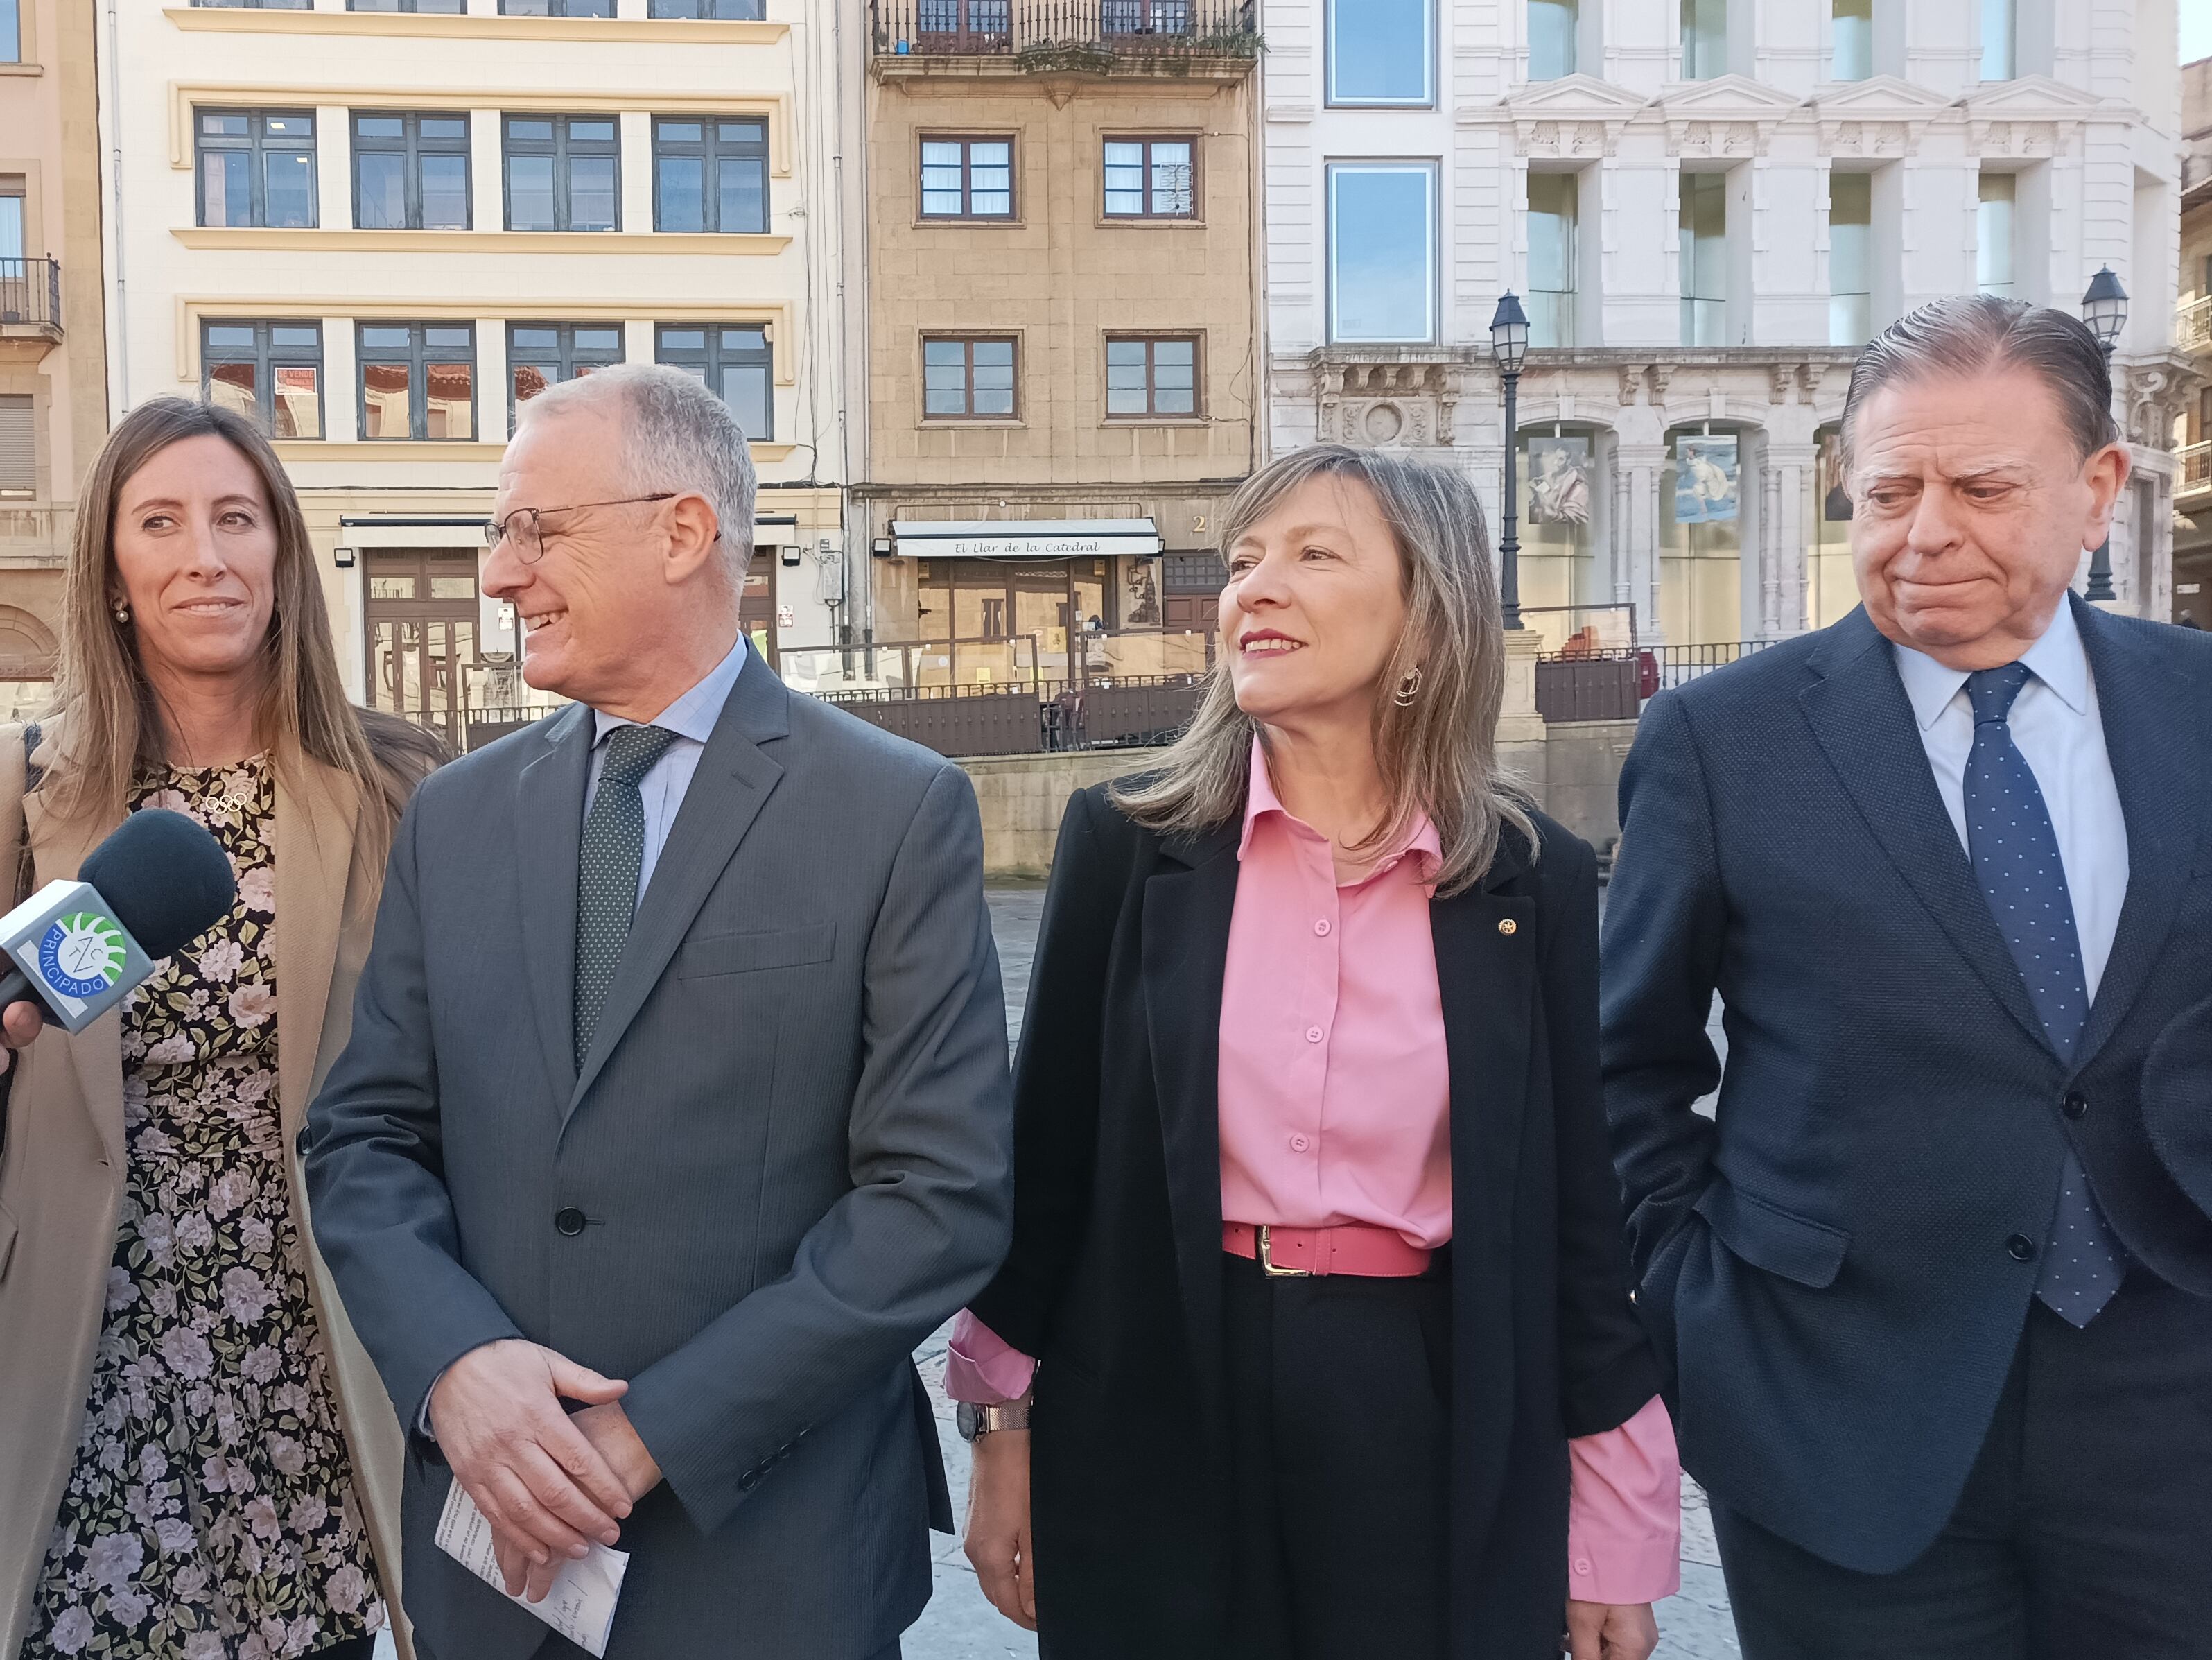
[1490, 291, 1531, 630]
[2079, 265, 2127, 603]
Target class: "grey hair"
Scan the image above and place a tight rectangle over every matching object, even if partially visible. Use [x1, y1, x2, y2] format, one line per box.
[1113, 444, 1537, 897]
[1840, 293, 2119, 466]
[521, 363, 757, 576]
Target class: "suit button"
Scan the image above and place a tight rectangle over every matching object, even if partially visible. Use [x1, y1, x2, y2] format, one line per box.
[295, 1126, 311, 1158]
[555, 1208, 587, 1237]
[2005, 1234, 2036, 1262]
[739, 1470, 760, 1492]
[2062, 1091, 2088, 1121]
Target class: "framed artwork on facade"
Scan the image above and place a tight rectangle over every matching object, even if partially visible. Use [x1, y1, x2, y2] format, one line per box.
[1526, 435, 1593, 526]
[1674, 435, 1739, 524]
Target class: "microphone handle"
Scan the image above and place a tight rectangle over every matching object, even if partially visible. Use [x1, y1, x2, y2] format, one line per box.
[0, 965, 52, 1021]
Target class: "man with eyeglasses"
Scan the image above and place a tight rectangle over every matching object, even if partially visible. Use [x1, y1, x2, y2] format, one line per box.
[304, 363, 1015, 1660]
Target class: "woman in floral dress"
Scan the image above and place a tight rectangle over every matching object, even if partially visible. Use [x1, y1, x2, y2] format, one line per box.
[0, 399, 444, 1659]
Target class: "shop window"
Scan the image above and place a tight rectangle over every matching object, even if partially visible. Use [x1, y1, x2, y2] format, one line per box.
[508, 323, 624, 431]
[923, 337, 1018, 420]
[504, 115, 620, 232]
[919, 136, 1014, 219]
[654, 117, 768, 234]
[1518, 430, 1601, 646]
[354, 112, 471, 231]
[1660, 429, 1743, 646]
[358, 322, 476, 441]
[203, 320, 324, 440]
[196, 110, 317, 230]
[655, 323, 772, 440]
[1811, 425, 1856, 629]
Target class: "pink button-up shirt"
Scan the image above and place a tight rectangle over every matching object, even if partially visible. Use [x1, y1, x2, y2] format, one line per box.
[951, 743, 1680, 1605]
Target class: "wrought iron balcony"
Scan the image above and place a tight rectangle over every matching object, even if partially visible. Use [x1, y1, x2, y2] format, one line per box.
[0, 258, 62, 340]
[872, 0, 1258, 64]
[2178, 440, 2211, 505]
[2179, 293, 2212, 356]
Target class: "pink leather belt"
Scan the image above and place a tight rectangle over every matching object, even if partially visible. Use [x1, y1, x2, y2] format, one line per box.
[1222, 1220, 1434, 1278]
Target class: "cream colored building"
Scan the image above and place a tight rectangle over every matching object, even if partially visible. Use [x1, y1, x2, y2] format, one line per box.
[2176, 55, 2210, 621]
[839, 1, 1260, 699]
[0, 0, 107, 715]
[96, 0, 851, 745]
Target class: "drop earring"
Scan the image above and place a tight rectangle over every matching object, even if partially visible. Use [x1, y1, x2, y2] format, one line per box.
[1394, 665, 1422, 707]
[113, 600, 131, 624]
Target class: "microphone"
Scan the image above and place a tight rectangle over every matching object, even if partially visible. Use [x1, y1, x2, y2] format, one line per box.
[0, 808, 238, 1032]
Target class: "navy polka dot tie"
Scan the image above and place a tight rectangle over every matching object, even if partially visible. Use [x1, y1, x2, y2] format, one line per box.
[574, 723, 679, 1069]
[1964, 664, 2123, 1327]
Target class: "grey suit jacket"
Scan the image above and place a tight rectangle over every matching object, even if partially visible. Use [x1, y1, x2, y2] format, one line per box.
[304, 651, 1015, 1660]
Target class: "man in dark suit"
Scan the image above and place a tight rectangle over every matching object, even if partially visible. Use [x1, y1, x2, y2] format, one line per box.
[1603, 295, 2212, 1658]
[305, 364, 1014, 1659]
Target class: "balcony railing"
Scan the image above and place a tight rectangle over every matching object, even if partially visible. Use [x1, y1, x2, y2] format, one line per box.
[873, 0, 1258, 58]
[0, 258, 62, 335]
[2178, 440, 2212, 503]
[2179, 294, 2212, 356]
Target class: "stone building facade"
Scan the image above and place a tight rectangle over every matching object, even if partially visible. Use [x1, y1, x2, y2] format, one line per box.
[2175, 54, 2211, 622]
[1260, 0, 2194, 650]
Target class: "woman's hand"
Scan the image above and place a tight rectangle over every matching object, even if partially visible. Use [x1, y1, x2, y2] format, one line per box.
[1565, 1599, 1659, 1660]
[963, 1428, 1037, 1631]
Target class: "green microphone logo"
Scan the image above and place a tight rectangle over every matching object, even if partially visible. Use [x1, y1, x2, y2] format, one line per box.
[40, 911, 131, 1000]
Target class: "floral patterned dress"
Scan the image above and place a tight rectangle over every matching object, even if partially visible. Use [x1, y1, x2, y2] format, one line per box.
[25, 756, 385, 1660]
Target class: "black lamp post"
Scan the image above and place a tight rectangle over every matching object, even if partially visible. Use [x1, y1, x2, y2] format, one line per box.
[2079, 264, 2127, 603]
[1490, 291, 1531, 630]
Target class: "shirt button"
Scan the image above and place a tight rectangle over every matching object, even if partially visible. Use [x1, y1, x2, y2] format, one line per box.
[1289, 1134, 1310, 1152]
[1573, 1557, 1594, 1576]
[555, 1208, 587, 1237]
[1313, 919, 1331, 937]
[1304, 1026, 1324, 1044]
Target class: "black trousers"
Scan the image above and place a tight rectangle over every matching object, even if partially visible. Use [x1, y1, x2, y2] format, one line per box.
[1713, 1272, 2212, 1660]
[1221, 1249, 1455, 1660]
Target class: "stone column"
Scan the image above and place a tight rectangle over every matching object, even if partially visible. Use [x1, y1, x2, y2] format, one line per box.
[1614, 443, 1669, 643]
[1763, 442, 1816, 637]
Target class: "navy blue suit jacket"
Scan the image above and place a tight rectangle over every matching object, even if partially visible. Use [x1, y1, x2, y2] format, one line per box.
[1602, 598, 2212, 1573]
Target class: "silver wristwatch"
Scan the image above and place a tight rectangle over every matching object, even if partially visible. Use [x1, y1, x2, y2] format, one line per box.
[956, 1399, 1032, 1441]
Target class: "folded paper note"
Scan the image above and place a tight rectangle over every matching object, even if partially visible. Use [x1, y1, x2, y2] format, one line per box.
[435, 1478, 630, 1657]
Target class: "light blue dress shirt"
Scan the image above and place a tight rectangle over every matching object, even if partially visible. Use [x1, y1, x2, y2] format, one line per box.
[584, 634, 750, 908]
[1890, 600, 2130, 999]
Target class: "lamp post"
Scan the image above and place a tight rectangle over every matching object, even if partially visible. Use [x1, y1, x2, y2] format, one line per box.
[1490, 291, 1531, 630]
[2079, 264, 2127, 604]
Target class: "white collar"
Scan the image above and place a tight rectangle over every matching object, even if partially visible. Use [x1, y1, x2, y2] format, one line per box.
[1891, 599, 2090, 733]
[591, 634, 749, 750]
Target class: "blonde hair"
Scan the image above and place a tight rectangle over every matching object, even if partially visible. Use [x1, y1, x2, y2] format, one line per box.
[46, 397, 444, 855]
[1114, 444, 1535, 896]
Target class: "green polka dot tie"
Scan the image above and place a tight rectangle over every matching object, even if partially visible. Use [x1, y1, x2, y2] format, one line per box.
[574, 723, 679, 1069]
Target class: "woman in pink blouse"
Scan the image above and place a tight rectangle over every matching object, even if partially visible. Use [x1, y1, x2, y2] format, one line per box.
[953, 445, 1681, 1659]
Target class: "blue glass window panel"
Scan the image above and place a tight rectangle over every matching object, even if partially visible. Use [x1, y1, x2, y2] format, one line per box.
[1328, 166, 1434, 343]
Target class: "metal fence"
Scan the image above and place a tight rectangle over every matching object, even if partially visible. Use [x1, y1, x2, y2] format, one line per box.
[825, 673, 1205, 757]
[872, 0, 1256, 53]
[0, 258, 62, 332]
[1535, 640, 1775, 722]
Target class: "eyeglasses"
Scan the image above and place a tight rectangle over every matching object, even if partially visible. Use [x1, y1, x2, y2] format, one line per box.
[482, 493, 679, 564]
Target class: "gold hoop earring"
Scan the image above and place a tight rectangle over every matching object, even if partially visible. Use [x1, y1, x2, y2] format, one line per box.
[1393, 665, 1422, 707]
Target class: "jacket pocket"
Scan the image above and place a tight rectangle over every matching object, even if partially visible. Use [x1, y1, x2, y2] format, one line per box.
[674, 923, 837, 980]
[1693, 1181, 1849, 1288]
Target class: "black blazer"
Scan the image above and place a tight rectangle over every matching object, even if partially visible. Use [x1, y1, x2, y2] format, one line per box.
[1603, 599, 2212, 1577]
[970, 784, 1660, 1660]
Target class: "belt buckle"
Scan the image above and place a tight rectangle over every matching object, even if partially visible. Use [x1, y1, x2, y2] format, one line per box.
[1255, 1225, 1310, 1278]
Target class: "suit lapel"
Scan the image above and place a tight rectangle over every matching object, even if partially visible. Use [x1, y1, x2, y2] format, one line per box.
[517, 704, 593, 1107]
[2072, 600, 2205, 1070]
[565, 655, 790, 1120]
[1798, 611, 2051, 1054]
[273, 746, 358, 1150]
[1138, 822, 1239, 1425]
[24, 775, 125, 1168]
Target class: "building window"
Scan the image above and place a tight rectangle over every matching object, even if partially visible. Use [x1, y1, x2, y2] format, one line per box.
[358, 323, 476, 440]
[504, 116, 620, 232]
[189, 1, 311, 8]
[196, 110, 317, 230]
[921, 337, 1018, 420]
[649, 0, 766, 15]
[1828, 172, 1872, 346]
[499, 0, 615, 15]
[354, 112, 471, 230]
[348, 1, 469, 12]
[0, 397, 33, 494]
[1327, 162, 1436, 345]
[0, 180, 22, 262]
[1830, 0, 1872, 79]
[1527, 172, 1578, 347]
[656, 324, 772, 441]
[1978, 0, 2013, 79]
[508, 323, 623, 431]
[0, 0, 18, 60]
[919, 137, 1013, 219]
[1105, 336, 1199, 419]
[1976, 172, 2015, 297]
[1327, 0, 1430, 105]
[1529, 0, 1577, 79]
[1102, 0, 1192, 35]
[654, 117, 768, 234]
[1102, 138, 1194, 220]
[202, 321, 324, 440]
[1679, 171, 1727, 346]
[1682, 0, 1727, 78]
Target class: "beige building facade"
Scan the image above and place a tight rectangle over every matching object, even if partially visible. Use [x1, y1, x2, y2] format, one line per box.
[835, 1, 1259, 703]
[96, 0, 851, 747]
[0, 0, 107, 716]
[2177, 55, 2211, 623]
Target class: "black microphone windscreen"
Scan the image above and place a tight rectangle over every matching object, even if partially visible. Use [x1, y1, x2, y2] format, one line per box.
[80, 808, 239, 962]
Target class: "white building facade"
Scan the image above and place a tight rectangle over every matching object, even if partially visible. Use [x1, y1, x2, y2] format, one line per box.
[1260, 0, 2192, 648]
[94, 0, 851, 741]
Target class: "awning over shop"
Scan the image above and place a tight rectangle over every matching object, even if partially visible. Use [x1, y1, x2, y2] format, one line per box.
[890, 518, 1162, 559]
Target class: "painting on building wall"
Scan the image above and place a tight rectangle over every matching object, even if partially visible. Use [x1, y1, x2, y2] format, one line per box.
[1122, 555, 1162, 628]
[1819, 431, 1853, 521]
[1673, 435, 1739, 524]
[1525, 436, 1593, 526]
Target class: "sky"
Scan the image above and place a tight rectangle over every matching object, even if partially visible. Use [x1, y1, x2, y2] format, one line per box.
[2184, 8, 2212, 66]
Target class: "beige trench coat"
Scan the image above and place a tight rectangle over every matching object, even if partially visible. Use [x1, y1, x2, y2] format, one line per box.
[0, 727, 415, 1660]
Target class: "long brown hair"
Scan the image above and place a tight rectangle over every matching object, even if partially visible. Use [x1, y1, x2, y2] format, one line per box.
[47, 397, 442, 855]
[1114, 444, 1535, 896]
